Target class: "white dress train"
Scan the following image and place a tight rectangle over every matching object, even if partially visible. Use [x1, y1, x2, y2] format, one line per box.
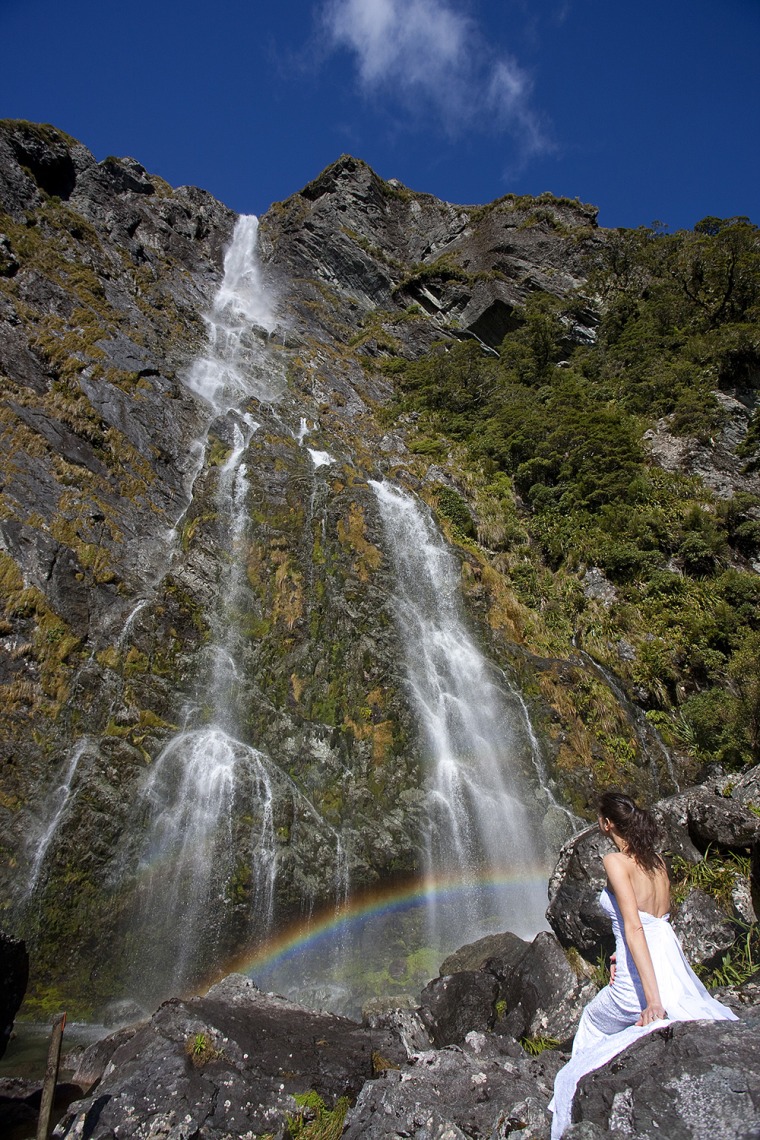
[549, 888, 738, 1139]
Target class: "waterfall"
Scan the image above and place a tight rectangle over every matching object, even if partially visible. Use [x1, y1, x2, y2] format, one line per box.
[184, 215, 280, 414]
[130, 728, 278, 1003]
[25, 738, 91, 897]
[123, 216, 341, 1003]
[371, 480, 549, 952]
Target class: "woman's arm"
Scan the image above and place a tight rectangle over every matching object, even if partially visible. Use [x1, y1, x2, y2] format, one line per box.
[603, 853, 667, 1026]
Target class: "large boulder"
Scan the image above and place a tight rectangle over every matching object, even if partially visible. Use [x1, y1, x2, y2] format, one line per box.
[571, 1015, 760, 1139]
[342, 1032, 563, 1140]
[494, 932, 598, 1045]
[0, 931, 28, 1060]
[671, 888, 740, 968]
[439, 930, 529, 976]
[546, 825, 614, 956]
[55, 975, 407, 1139]
[418, 971, 500, 1047]
[658, 766, 760, 855]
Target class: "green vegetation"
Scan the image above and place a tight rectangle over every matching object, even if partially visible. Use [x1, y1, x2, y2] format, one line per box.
[388, 216, 760, 778]
[667, 849, 758, 990]
[703, 924, 758, 988]
[286, 1091, 351, 1140]
[520, 1035, 562, 1055]
[670, 848, 751, 909]
[185, 1030, 222, 1066]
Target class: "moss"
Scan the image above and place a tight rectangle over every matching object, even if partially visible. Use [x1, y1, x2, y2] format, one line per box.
[336, 503, 383, 582]
[207, 436, 233, 466]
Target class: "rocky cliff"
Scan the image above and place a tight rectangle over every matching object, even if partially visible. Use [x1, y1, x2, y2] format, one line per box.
[0, 121, 757, 1016]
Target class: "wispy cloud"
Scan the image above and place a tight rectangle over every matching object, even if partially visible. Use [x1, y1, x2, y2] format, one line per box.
[322, 0, 549, 158]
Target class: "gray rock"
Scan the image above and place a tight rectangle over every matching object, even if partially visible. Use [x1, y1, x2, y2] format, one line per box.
[671, 888, 740, 968]
[55, 974, 407, 1139]
[496, 932, 598, 1045]
[362, 999, 434, 1056]
[582, 568, 617, 606]
[572, 1018, 760, 1139]
[439, 931, 529, 977]
[546, 825, 614, 956]
[418, 971, 500, 1046]
[342, 1038, 562, 1140]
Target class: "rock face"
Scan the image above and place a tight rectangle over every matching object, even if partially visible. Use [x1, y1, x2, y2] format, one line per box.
[0, 120, 757, 1030]
[0, 122, 604, 1013]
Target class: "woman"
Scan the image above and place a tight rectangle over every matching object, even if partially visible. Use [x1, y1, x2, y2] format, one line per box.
[549, 791, 738, 1139]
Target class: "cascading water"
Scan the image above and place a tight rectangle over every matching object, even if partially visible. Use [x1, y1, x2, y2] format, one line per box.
[371, 480, 549, 953]
[123, 217, 343, 1004]
[184, 215, 279, 414]
[24, 738, 92, 898]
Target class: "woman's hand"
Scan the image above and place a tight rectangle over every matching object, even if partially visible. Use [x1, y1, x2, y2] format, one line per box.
[609, 953, 616, 984]
[636, 1002, 667, 1027]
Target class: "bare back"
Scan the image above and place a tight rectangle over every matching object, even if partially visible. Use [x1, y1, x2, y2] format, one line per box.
[606, 850, 670, 917]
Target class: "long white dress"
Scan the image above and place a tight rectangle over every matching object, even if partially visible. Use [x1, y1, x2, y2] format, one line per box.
[549, 888, 739, 1139]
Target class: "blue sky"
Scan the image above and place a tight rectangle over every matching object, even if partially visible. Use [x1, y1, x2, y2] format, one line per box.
[1, 0, 758, 231]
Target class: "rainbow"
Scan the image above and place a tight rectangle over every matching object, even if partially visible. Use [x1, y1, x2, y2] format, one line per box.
[220, 865, 550, 983]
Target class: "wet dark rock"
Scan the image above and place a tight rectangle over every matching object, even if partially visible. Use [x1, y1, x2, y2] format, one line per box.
[68, 1024, 145, 1092]
[418, 971, 500, 1046]
[546, 825, 614, 957]
[494, 932, 597, 1045]
[439, 931, 529, 976]
[55, 974, 407, 1139]
[0, 1078, 84, 1137]
[571, 1016, 760, 1139]
[0, 931, 28, 1059]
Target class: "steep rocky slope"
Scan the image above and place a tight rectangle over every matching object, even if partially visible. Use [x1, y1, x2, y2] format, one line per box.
[0, 121, 756, 1016]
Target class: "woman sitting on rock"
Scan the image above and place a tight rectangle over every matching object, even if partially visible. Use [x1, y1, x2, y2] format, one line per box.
[549, 790, 738, 1139]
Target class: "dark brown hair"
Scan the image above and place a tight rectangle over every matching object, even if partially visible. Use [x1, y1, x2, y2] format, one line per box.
[599, 791, 662, 873]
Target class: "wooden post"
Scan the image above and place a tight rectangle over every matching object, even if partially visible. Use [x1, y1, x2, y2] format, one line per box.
[36, 1011, 66, 1140]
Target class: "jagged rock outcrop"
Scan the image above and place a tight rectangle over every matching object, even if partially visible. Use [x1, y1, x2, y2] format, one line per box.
[262, 154, 601, 355]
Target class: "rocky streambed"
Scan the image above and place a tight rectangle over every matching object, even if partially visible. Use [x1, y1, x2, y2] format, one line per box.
[2, 768, 759, 1139]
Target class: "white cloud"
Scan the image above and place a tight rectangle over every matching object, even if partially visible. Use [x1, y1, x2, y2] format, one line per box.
[322, 0, 548, 155]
